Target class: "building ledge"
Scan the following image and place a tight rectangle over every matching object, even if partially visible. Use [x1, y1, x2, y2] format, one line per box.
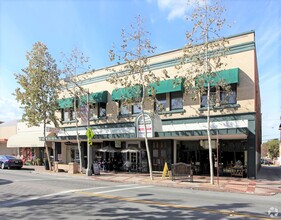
[199, 104, 241, 112]
[158, 109, 186, 116]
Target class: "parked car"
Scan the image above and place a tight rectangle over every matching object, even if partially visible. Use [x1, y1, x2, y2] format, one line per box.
[261, 158, 273, 165]
[0, 155, 23, 169]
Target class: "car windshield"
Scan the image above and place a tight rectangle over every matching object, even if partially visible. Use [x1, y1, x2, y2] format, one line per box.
[5, 156, 17, 159]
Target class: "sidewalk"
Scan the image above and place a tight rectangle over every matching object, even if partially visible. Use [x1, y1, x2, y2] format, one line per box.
[24, 165, 281, 196]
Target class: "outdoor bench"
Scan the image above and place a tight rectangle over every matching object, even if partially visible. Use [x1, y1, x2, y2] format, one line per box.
[171, 162, 193, 182]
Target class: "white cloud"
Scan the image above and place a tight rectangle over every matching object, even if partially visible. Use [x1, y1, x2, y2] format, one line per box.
[0, 97, 22, 122]
[157, 0, 189, 21]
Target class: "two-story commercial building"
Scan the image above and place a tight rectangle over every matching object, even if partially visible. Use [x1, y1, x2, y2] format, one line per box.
[50, 31, 261, 178]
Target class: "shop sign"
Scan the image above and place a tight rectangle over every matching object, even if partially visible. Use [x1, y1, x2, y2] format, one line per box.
[135, 113, 153, 138]
[135, 113, 162, 138]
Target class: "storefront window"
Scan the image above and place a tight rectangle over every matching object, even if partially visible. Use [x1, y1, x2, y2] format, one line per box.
[152, 140, 172, 171]
[70, 146, 80, 164]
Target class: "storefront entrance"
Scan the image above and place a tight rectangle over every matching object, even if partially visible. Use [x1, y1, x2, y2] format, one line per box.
[151, 140, 173, 171]
[176, 140, 248, 177]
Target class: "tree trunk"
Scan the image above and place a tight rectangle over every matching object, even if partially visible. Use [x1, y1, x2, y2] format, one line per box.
[141, 111, 153, 180]
[76, 125, 83, 173]
[204, 2, 214, 185]
[207, 82, 214, 184]
[43, 120, 52, 171]
[74, 96, 83, 173]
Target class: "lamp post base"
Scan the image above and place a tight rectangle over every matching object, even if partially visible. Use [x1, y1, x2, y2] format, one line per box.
[86, 168, 92, 176]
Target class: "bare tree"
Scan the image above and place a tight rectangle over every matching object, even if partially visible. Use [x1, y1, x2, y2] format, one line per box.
[177, 0, 230, 184]
[108, 16, 169, 180]
[60, 48, 91, 173]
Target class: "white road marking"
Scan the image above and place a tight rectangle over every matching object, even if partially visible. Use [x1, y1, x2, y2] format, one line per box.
[1, 184, 146, 207]
[92, 185, 153, 194]
[13, 179, 48, 182]
[12, 177, 72, 182]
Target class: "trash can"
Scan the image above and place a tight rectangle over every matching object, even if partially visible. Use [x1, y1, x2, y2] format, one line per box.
[44, 158, 49, 170]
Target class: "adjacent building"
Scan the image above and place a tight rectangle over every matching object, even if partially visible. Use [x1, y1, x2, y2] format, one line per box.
[0, 120, 18, 156]
[49, 31, 261, 178]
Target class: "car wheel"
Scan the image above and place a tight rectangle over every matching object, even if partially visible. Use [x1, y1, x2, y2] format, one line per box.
[17, 167, 21, 170]
[1, 163, 5, 169]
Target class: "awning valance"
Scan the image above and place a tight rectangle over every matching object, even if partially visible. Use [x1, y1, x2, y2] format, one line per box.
[57, 98, 74, 109]
[196, 68, 239, 87]
[80, 91, 108, 105]
[112, 85, 142, 101]
[7, 132, 53, 148]
[148, 78, 184, 95]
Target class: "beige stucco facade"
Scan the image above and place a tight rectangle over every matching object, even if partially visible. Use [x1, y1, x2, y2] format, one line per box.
[53, 31, 261, 178]
[0, 121, 18, 155]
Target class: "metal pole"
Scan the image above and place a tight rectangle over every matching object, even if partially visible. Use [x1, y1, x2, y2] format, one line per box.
[86, 90, 92, 176]
[217, 131, 219, 185]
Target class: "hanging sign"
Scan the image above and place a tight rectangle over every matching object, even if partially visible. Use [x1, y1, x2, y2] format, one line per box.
[135, 113, 153, 138]
[135, 113, 163, 138]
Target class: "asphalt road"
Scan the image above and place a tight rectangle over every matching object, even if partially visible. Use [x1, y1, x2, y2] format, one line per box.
[0, 169, 280, 220]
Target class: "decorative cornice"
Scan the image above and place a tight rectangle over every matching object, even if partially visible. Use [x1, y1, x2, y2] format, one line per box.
[76, 41, 255, 87]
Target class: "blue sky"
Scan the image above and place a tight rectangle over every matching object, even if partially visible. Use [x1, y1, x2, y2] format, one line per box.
[0, 0, 280, 142]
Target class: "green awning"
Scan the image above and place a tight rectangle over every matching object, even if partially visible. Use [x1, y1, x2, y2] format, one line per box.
[197, 68, 239, 87]
[148, 78, 184, 95]
[112, 86, 142, 101]
[57, 98, 74, 109]
[80, 91, 108, 105]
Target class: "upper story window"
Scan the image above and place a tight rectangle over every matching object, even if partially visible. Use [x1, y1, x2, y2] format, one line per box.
[89, 104, 98, 119]
[220, 84, 237, 105]
[170, 91, 183, 110]
[119, 101, 129, 115]
[99, 103, 107, 117]
[88, 103, 106, 119]
[132, 102, 142, 115]
[201, 83, 237, 108]
[154, 91, 183, 112]
[201, 87, 216, 108]
[155, 93, 167, 112]
[61, 108, 73, 122]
